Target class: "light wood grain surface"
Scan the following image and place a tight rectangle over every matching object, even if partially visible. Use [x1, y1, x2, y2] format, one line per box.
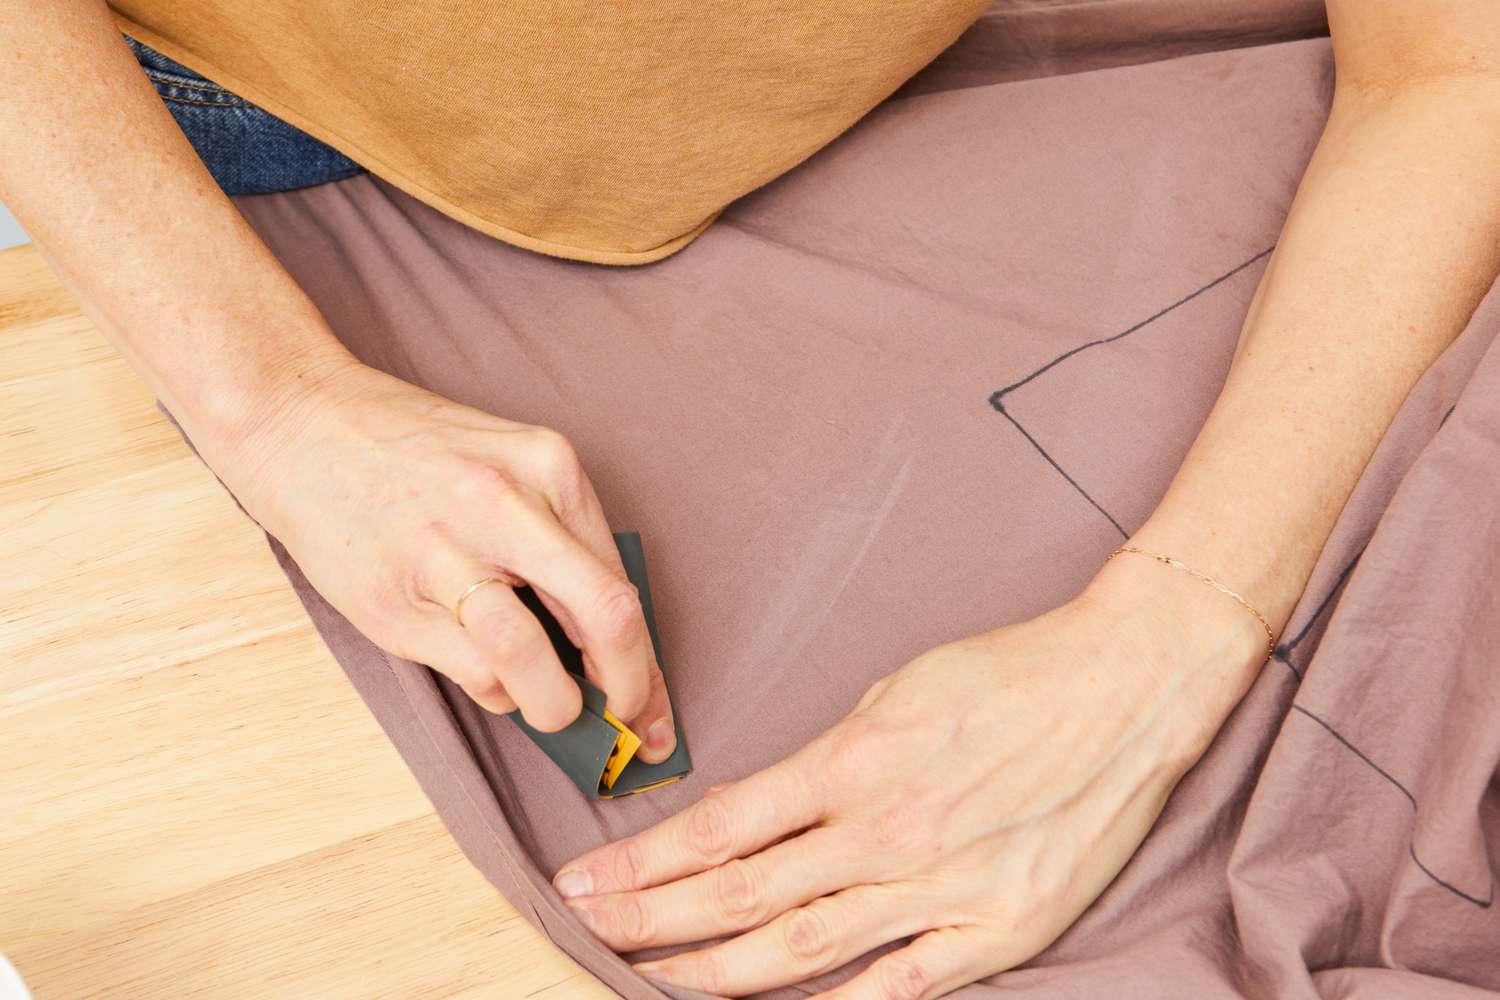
[0, 243, 615, 1000]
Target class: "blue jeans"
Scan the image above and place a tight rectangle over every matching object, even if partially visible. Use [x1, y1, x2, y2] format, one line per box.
[125, 35, 364, 195]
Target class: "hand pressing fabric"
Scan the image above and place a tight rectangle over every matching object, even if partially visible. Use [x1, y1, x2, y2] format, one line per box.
[551, 555, 1269, 998]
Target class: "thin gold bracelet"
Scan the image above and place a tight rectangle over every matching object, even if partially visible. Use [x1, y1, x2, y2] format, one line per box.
[1104, 545, 1277, 662]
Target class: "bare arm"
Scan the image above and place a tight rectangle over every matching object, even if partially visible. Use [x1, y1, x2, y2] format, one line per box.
[0, 0, 679, 755]
[1099, 0, 1500, 719]
[0, 0, 351, 440]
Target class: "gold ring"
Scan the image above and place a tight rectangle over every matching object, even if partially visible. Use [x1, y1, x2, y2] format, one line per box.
[453, 576, 511, 628]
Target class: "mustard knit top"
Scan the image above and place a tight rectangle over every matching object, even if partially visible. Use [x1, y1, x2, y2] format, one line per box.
[109, 1, 988, 264]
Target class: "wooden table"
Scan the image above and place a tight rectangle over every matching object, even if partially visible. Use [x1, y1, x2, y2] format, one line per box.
[0, 244, 615, 999]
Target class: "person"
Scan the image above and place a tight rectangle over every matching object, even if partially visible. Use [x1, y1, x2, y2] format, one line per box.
[3, 1, 1498, 996]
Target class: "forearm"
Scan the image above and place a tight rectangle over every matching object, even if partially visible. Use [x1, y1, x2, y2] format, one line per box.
[1090, 66, 1500, 696]
[0, 0, 353, 455]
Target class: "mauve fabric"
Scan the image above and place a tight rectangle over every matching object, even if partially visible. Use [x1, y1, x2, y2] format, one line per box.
[204, 5, 1499, 997]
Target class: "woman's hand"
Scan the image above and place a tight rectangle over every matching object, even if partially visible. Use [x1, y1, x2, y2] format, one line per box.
[549, 557, 1267, 997]
[0, 0, 674, 752]
[201, 356, 677, 755]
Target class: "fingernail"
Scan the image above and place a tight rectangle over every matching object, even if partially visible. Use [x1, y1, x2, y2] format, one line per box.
[567, 900, 598, 932]
[646, 718, 675, 753]
[554, 868, 593, 899]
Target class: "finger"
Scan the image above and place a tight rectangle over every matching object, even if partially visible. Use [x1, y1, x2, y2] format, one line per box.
[809, 927, 990, 1000]
[553, 753, 827, 897]
[411, 624, 520, 716]
[476, 498, 658, 726]
[423, 542, 578, 727]
[456, 575, 583, 731]
[619, 654, 674, 763]
[514, 451, 676, 754]
[632, 883, 931, 998]
[565, 827, 858, 950]
[461, 677, 518, 716]
[533, 585, 676, 764]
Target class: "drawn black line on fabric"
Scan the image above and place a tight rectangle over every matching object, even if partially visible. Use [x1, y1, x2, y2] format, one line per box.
[1274, 546, 1494, 906]
[987, 246, 1275, 536]
[1274, 544, 1365, 679]
[984, 248, 1490, 909]
[1276, 400, 1491, 907]
[1292, 704, 1495, 908]
[1271, 400, 1457, 674]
